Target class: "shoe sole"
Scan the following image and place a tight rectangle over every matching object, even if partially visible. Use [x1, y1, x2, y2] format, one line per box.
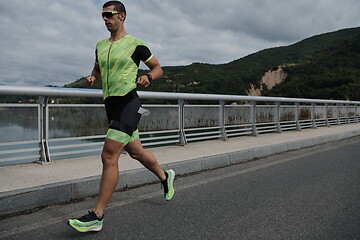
[67, 221, 102, 233]
[165, 169, 175, 200]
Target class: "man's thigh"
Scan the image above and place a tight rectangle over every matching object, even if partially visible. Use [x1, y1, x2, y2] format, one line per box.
[102, 137, 125, 161]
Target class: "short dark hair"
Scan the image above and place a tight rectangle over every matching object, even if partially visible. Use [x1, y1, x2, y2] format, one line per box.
[103, 1, 126, 14]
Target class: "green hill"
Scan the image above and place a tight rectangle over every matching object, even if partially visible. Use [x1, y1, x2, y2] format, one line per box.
[66, 27, 360, 101]
[262, 32, 360, 100]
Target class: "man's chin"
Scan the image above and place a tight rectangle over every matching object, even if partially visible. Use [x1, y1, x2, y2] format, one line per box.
[106, 27, 115, 32]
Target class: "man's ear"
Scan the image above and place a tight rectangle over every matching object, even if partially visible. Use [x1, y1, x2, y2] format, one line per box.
[120, 12, 126, 21]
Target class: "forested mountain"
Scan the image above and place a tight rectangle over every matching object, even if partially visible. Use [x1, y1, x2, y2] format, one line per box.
[65, 27, 360, 101]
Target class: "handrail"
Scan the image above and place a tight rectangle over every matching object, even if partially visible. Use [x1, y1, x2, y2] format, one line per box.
[0, 85, 359, 166]
[1, 85, 360, 104]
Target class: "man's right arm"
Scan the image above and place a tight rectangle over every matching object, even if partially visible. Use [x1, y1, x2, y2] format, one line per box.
[86, 63, 101, 87]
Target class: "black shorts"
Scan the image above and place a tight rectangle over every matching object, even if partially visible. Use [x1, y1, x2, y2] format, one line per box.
[104, 89, 142, 137]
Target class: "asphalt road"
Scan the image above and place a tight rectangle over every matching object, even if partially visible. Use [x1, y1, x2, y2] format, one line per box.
[1, 136, 360, 240]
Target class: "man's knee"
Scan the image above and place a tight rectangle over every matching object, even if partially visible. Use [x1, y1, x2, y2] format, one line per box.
[125, 139, 146, 160]
[128, 148, 145, 160]
[101, 138, 124, 166]
[101, 151, 118, 167]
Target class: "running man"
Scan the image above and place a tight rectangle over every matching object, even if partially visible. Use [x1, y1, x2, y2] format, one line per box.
[68, 1, 175, 233]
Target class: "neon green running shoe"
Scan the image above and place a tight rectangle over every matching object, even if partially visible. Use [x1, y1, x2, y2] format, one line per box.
[162, 169, 175, 200]
[68, 211, 103, 232]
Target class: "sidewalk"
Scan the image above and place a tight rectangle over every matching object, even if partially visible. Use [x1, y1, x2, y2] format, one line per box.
[1, 123, 360, 216]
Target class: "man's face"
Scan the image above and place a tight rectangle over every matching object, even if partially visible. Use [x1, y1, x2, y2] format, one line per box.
[102, 6, 123, 32]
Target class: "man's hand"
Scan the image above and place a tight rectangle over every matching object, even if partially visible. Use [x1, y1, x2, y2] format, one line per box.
[86, 75, 96, 87]
[136, 75, 151, 87]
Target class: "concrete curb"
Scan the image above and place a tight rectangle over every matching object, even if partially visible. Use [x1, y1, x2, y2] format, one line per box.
[1, 128, 360, 217]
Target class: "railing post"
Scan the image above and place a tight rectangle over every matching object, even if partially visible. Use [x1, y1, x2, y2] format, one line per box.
[311, 103, 317, 129]
[275, 102, 282, 133]
[325, 104, 330, 127]
[355, 104, 359, 123]
[38, 96, 52, 164]
[178, 99, 187, 146]
[219, 100, 228, 141]
[295, 102, 301, 131]
[251, 101, 258, 136]
[346, 103, 350, 124]
[336, 103, 341, 125]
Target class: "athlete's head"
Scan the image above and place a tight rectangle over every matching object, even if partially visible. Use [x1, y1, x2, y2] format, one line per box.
[102, 1, 126, 32]
[103, 1, 126, 21]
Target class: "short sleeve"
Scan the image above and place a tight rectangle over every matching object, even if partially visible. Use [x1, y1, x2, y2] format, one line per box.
[131, 45, 153, 66]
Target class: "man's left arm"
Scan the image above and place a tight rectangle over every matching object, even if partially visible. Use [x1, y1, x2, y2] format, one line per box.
[136, 56, 163, 87]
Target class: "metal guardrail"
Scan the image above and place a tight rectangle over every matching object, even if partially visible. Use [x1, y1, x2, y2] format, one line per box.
[0, 85, 359, 166]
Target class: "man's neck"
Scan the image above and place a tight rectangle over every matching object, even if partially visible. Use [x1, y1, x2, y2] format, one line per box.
[110, 30, 127, 42]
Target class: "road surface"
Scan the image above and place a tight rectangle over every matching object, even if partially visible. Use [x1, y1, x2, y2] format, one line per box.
[1, 136, 360, 239]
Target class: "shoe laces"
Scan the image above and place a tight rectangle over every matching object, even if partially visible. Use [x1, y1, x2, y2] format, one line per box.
[161, 180, 169, 194]
[161, 171, 169, 194]
[78, 211, 100, 222]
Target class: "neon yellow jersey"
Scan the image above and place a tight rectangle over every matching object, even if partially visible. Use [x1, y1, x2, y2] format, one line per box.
[95, 35, 153, 98]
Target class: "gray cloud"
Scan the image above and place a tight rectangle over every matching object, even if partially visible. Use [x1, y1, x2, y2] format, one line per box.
[0, 0, 359, 87]
[0, 0, 104, 86]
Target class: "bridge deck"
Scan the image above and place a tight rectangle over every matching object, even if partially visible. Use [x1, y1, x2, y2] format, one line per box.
[1, 123, 360, 216]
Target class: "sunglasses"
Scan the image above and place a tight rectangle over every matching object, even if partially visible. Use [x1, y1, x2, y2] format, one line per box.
[102, 11, 123, 18]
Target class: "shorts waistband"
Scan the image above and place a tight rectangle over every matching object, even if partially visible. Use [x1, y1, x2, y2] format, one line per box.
[104, 89, 138, 104]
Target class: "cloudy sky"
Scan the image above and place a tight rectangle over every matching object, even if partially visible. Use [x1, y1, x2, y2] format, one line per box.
[0, 0, 359, 87]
